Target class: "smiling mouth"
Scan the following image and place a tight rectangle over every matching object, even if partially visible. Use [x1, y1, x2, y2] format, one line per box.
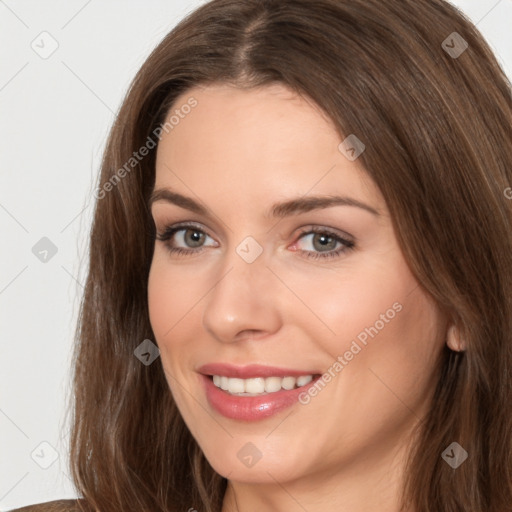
[209, 374, 320, 396]
[199, 364, 323, 420]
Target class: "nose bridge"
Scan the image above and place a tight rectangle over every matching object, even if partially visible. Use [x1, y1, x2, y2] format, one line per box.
[201, 236, 282, 343]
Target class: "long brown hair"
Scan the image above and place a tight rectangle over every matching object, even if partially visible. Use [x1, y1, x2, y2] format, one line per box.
[69, 1, 512, 510]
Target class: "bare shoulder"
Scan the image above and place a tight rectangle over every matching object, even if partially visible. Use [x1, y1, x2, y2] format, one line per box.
[9, 499, 88, 512]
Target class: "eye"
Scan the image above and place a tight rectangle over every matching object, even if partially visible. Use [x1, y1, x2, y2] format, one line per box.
[155, 222, 355, 261]
[291, 227, 355, 260]
[155, 222, 217, 256]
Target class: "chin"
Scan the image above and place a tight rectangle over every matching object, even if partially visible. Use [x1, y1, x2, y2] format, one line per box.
[197, 433, 311, 484]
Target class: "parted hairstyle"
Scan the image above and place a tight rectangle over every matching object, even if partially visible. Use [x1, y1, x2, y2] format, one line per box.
[66, 0, 512, 511]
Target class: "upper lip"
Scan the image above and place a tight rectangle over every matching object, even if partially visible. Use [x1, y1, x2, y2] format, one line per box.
[198, 363, 320, 379]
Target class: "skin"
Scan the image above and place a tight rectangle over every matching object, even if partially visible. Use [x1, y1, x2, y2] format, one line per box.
[148, 83, 456, 512]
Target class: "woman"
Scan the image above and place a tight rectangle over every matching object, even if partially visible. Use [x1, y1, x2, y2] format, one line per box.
[14, 0, 512, 510]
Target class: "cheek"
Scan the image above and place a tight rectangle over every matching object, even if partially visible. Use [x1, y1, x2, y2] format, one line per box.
[147, 254, 202, 342]
[296, 255, 444, 414]
[147, 258, 201, 408]
[147, 257, 193, 381]
[147, 261, 173, 341]
[275, 253, 413, 352]
[328, 283, 445, 438]
[365, 286, 445, 387]
[147, 253, 216, 395]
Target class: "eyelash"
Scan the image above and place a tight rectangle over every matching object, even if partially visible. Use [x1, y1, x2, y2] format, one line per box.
[155, 222, 355, 261]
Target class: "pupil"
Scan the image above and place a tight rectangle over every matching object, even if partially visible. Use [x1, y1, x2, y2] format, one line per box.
[187, 230, 204, 247]
[314, 234, 335, 251]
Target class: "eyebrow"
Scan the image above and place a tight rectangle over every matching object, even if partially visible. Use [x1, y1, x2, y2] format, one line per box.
[149, 188, 380, 218]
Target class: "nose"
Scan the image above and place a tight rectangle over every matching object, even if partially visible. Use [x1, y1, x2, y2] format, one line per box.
[201, 244, 282, 344]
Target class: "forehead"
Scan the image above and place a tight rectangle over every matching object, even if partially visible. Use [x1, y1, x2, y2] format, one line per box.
[153, 83, 383, 213]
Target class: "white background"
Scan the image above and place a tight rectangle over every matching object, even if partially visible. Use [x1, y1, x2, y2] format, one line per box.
[1, 0, 510, 509]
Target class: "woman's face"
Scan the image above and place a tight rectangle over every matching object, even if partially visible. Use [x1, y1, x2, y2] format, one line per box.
[148, 83, 448, 487]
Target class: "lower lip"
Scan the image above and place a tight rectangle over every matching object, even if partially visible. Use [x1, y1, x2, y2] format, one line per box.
[201, 374, 319, 421]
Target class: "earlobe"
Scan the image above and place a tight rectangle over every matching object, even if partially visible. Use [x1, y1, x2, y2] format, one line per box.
[446, 323, 466, 352]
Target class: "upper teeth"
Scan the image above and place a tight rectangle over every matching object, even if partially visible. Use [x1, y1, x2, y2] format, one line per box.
[212, 375, 314, 395]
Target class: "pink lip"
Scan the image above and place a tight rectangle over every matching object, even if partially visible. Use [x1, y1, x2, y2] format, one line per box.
[197, 363, 321, 421]
[198, 362, 318, 378]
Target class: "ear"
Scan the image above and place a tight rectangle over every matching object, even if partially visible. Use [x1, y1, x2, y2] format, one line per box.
[446, 323, 466, 352]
